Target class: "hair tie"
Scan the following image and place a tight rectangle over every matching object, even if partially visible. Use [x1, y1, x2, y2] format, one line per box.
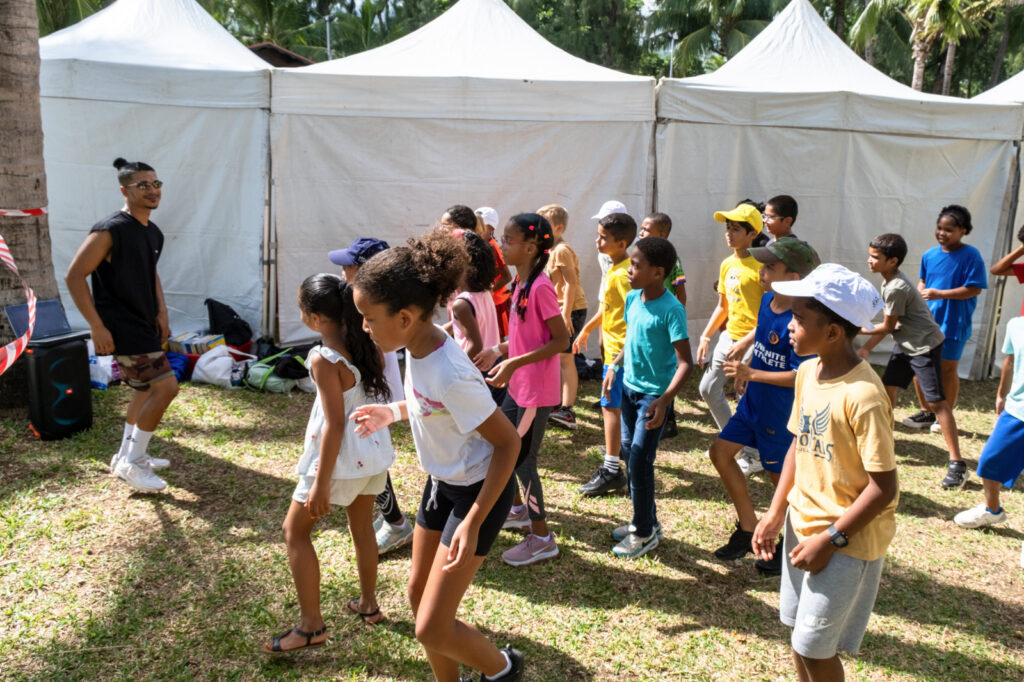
[528, 225, 535, 231]
[543, 249, 549, 254]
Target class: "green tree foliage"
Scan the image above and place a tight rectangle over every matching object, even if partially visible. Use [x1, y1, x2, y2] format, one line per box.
[36, 0, 112, 36]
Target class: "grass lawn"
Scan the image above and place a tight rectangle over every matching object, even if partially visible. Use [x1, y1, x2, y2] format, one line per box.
[1, 369, 1023, 680]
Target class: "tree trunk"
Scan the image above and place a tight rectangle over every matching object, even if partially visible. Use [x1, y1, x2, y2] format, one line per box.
[910, 22, 931, 91]
[942, 41, 956, 96]
[834, 0, 846, 40]
[865, 39, 874, 66]
[989, 11, 1010, 90]
[0, 0, 61, 411]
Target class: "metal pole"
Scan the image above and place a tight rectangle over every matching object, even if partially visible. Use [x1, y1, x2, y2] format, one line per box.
[326, 16, 332, 60]
[669, 32, 678, 78]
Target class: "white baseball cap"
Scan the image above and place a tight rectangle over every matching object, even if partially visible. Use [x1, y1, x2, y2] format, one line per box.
[592, 200, 628, 220]
[771, 263, 883, 330]
[475, 206, 499, 228]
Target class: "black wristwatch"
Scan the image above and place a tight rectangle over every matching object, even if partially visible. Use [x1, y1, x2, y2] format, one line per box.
[827, 525, 849, 548]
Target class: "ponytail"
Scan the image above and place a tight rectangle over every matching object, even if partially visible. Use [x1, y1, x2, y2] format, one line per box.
[507, 213, 554, 321]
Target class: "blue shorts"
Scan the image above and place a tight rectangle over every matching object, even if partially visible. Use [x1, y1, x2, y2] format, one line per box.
[941, 334, 969, 361]
[600, 364, 624, 409]
[976, 410, 1024, 488]
[718, 399, 793, 474]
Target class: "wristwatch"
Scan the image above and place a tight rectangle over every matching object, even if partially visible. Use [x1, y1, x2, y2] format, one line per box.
[826, 524, 849, 548]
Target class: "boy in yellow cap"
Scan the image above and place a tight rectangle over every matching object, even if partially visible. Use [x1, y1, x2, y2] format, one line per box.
[697, 203, 766, 475]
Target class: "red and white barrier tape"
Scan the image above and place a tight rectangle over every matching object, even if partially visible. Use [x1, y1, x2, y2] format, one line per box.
[0, 234, 37, 377]
[0, 207, 47, 217]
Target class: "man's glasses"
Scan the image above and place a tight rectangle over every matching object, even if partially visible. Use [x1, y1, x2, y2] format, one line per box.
[126, 180, 163, 190]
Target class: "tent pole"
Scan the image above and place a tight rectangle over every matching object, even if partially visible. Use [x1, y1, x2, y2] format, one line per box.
[972, 140, 1020, 380]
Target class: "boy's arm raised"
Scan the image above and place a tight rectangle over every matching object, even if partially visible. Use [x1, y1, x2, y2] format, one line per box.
[991, 241, 1024, 277]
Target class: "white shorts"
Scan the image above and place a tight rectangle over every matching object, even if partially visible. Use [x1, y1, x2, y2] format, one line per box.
[780, 513, 885, 659]
[292, 470, 388, 508]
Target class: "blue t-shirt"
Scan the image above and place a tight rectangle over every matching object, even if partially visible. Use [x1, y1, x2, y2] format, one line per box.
[623, 288, 688, 395]
[739, 293, 810, 430]
[1002, 317, 1024, 422]
[919, 244, 987, 341]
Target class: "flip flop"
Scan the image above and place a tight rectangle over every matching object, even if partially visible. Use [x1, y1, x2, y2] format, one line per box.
[263, 625, 328, 654]
[347, 598, 383, 625]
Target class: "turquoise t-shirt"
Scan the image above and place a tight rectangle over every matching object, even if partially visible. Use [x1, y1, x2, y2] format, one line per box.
[1002, 317, 1024, 422]
[623, 289, 689, 395]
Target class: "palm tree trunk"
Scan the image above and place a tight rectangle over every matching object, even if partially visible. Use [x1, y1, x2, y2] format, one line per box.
[988, 11, 1010, 89]
[942, 42, 956, 96]
[834, 0, 846, 39]
[0, 0, 61, 411]
[865, 39, 874, 66]
[910, 22, 931, 91]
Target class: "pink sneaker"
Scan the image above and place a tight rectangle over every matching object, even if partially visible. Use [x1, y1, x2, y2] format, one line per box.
[502, 505, 532, 531]
[501, 533, 559, 567]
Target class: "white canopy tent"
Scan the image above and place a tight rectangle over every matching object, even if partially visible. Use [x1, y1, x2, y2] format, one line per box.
[270, 0, 655, 342]
[975, 72, 1024, 363]
[656, 0, 1024, 377]
[40, 0, 271, 337]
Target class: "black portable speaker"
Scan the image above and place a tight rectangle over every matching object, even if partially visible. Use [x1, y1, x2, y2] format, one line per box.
[24, 338, 92, 440]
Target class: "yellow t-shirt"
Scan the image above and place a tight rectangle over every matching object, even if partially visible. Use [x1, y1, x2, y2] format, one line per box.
[787, 358, 899, 562]
[546, 241, 588, 312]
[719, 254, 763, 340]
[601, 258, 631, 365]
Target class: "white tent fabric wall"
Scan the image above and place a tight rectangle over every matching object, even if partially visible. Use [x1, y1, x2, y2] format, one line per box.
[39, 0, 271, 338]
[975, 70, 1024, 367]
[270, 0, 655, 343]
[656, 0, 1024, 378]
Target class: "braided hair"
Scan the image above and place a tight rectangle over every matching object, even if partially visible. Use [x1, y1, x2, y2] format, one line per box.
[938, 204, 973, 235]
[298, 273, 390, 401]
[507, 213, 554, 321]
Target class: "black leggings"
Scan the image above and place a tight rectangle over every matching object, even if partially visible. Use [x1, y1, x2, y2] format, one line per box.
[374, 472, 404, 525]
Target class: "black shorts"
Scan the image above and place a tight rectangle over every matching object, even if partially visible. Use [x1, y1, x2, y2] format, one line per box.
[415, 474, 515, 556]
[882, 343, 945, 403]
[565, 308, 588, 354]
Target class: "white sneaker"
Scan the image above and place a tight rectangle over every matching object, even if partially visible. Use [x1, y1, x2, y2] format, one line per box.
[954, 503, 1007, 529]
[109, 451, 123, 475]
[612, 531, 660, 559]
[145, 454, 170, 470]
[736, 451, 763, 476]
[930, 422, 943, 434]
[114, 459, 167, 493]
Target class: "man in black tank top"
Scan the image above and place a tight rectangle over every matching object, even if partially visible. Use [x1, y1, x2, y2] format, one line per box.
[65, 158, 179, 493]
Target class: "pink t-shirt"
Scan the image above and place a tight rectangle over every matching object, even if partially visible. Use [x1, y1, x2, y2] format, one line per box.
[508, 273, 561, 407]
[446, 290, 500, 353]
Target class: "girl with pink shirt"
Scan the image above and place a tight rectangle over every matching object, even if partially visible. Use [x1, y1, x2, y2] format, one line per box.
[445, 230, 500, 359]
[475, 214, 568, 567]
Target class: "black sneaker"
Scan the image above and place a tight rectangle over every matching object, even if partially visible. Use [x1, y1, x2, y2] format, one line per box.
[477, 645, 524, 681]
[941, 460, 971, 489]
[579, 465, 627, 496]
[549, 407, 579, 431]
[713, 521, 754, 560]
[662, 409, 678, 438]
[901, 410, 936, 429]
[755, 538, 783, 576]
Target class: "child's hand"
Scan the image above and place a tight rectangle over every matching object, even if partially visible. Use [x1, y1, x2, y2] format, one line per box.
[752, 512, 784, 561]
[486, 358, 516, 388]
[563, 313, 575, 337]
[722, 360, 750, 381]
[724, 338, 750, 362]
[696, 338, 710, 367]
[789, 532, 836, 575]
[920, 288, 941, 301]
[473, 346, 500, 371]
[443, 519, 479, 572]
[572, 333, 588, 355]
[305, 479, 332, 520]
[601, 369, 616, 398]
[856, 347, 870, 361]
[997, 395, 1006, 415]
[350, 404, 394, 437]
[645, 397, 667, 431]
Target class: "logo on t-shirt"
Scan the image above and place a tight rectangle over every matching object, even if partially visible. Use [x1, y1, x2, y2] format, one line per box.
[412, 387, 448, 418]
[797, 403, 833, 461]
[768, 330, 780, 345]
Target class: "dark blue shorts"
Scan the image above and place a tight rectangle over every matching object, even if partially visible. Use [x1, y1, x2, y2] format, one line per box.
[976, 410, 1024, 488]
[718, 399, 793, 474]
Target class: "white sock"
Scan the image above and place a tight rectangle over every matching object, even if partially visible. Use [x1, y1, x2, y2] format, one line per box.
[534, 533, 552, 543]
[390, 518, 407, 530]
[127, 427, 154, 464]
[485, 651, 512, 681]
[117, 423, 133, 458]
[510, 504, 526, 515]
[602, 453, 620, 472]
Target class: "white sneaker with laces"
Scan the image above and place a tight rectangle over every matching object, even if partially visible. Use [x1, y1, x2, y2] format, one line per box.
[954, 503, 1007, 529]
[736, 450, 763, 476]
[115, 459, 167, 492]
[930, 422, 943, 434]
[146, 454, 170, 470]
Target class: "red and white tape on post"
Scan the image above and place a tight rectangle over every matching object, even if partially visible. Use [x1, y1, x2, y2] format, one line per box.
[0, 207, 47, 217]
[0, 234, 37, 377]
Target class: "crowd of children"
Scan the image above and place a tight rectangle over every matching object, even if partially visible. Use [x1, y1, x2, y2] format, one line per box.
[257, 195, 1023, 681]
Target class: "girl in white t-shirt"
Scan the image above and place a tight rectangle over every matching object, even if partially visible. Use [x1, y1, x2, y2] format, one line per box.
[262, 274, 395, 654]
[350, 231, 525, 681]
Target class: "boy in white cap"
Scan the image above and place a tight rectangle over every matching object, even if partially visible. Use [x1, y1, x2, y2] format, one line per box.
[753, 263, 898, 682]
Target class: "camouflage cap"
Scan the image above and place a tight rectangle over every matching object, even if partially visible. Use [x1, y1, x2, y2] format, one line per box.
[749, 238, 821, 277]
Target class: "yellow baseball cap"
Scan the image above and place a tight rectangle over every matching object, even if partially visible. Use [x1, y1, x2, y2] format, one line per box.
[713, 204, 763, 233]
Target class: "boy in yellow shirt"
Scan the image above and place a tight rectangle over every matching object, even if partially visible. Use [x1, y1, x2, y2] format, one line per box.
[574, 213, 637, 495]
[697, 203, 765, 474]
[753, 263, 899, 682]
